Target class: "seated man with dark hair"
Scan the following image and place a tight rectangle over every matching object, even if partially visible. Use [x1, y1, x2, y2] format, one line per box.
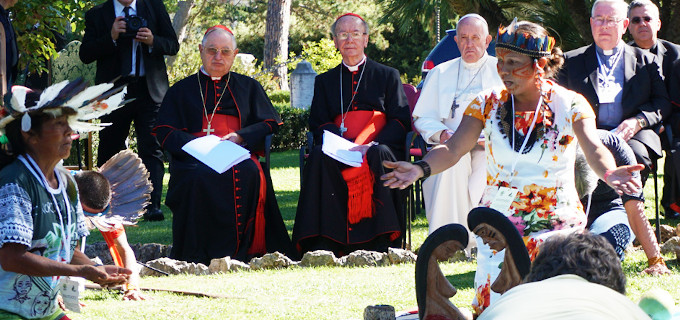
[478, 232, 650, 319]
[74, 170, 147, 301]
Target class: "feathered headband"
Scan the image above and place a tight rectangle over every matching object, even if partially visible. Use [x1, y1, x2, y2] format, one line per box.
[496, 18, 555, 58]
[0, 78, 129, 136]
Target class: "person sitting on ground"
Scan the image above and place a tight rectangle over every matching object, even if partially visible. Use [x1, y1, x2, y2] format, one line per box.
[575, 129, 671, 275]
[382, 19, 642, 314]
[478, 232, 651, 319]
[74, 170, 147, 301]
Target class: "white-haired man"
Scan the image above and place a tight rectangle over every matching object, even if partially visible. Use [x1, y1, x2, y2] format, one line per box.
[412, 14, 503, 243]
[292, 13, 411, 257]
[557, 0, 671, 275]
[557, 0, 669, 188]
[153, 25, 293, 265]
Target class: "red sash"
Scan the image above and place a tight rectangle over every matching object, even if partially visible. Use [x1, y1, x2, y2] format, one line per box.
[192, 114, 267, 255]
[333, 111, 386, 224]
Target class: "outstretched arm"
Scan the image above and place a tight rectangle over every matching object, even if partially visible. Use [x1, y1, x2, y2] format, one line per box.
[0, 243, 131, 287]
[382, 115, 483, 189]
[111, 232, 147, 300]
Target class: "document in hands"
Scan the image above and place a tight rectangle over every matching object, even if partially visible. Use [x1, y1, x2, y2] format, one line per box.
[182, 135, 251, 174]
[322, 130, 364, 167]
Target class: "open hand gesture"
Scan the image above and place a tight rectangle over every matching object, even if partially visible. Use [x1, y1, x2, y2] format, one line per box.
[381, 160, 423, 189]
[605, 164, 644, 196]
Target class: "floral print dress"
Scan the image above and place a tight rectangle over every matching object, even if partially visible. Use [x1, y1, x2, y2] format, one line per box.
[463, 80, 594, 313]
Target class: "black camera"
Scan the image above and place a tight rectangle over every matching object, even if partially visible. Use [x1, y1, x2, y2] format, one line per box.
[122, 15, 147, 38]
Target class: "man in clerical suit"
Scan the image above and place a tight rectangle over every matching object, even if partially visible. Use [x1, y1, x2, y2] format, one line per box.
[153, 26, 292, 265]
[627, 0, 680, 219]
[412, 14, 502, 243]
[292, 13, 411, 257]
[80, 0, 179, 221]
[556, 0, 670, 187]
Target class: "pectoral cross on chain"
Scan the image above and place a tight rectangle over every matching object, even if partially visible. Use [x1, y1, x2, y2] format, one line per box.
[451, 99, 460, 113]
[339, 123, 348, 137]
[203, 123, 215, 135]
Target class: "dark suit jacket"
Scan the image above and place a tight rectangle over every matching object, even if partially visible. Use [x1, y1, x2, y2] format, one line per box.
[79, 0, 179, 104]
[556, 43, 670, 156]
[630, 39, 680, 88]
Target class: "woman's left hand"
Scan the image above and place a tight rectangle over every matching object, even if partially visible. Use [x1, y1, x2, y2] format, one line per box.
[605, 164, 644, 196]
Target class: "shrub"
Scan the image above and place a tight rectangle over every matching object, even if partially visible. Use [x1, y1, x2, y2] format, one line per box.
[272, 104, 310, 151]
[269, 90, 291, 104]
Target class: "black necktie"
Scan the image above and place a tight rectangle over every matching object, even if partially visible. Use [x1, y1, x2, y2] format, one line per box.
[120, 6, 139, 77]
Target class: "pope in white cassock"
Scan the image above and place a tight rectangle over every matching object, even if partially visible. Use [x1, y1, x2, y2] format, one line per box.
[412, 14, 503, 245]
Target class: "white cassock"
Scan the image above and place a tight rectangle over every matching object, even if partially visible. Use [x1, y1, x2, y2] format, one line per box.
[412, 53, 503, 246]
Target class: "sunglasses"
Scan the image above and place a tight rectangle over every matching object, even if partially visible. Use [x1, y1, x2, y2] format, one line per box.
[631, 16, 653, 24]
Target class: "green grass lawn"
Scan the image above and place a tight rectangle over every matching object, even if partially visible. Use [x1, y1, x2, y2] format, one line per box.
[77, 150, 680, 320]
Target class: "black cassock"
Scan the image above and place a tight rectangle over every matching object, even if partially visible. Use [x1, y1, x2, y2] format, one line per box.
[154, 71, 293, 264]
[292, 58, 411, 256]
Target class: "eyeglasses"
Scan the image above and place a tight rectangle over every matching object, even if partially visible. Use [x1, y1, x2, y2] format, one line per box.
[592, 16, 624, 26]
[205, 47, 234, 56]
[631, 16, 653, 24]
[335, 31, 366, 41]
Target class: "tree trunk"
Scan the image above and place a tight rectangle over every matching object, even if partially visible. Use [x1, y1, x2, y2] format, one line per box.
[167, 0, 195, 67]
[264, 0, 292, 90]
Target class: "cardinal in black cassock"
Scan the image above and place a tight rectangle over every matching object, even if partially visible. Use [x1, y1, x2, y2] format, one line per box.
[154, 26, 292, 265]
[291, 53, 411, 256]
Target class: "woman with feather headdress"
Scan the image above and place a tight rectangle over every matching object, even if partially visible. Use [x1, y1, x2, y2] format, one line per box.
[0, 79, 132, 319]
[382, 20, 644, 315]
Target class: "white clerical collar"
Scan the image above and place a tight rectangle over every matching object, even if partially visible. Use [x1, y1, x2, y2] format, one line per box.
[461, 53, 488, 70]
[342, 56, 367, 72]
[200, 66, 226, 81]
[596, 40, 624, 56]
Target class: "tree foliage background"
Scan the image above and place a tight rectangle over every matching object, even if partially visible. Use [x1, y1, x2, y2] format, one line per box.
[11, 0, 680, 88]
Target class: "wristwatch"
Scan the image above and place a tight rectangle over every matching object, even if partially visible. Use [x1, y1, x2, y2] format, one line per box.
[414, 160, 431, 179]
[635, 115, 648, 129]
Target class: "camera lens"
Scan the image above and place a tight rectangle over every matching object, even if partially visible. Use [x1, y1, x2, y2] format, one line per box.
[128, 16, 143, 30]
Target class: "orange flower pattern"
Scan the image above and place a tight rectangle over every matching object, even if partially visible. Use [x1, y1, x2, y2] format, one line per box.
[467, 80, 595, 312]
[473, 274, 492, 315]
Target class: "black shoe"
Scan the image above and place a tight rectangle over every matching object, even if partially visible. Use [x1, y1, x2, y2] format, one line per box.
[144, 208, 165, 221]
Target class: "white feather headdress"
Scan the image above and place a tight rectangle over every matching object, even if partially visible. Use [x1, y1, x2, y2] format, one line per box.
[0, 78, 129, 134]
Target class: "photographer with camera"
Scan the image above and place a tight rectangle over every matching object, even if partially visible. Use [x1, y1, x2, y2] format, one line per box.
[79, 0, 179, 222]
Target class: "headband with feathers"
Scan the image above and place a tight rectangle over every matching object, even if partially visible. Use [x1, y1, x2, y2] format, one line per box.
[0, 78, 129, 135]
